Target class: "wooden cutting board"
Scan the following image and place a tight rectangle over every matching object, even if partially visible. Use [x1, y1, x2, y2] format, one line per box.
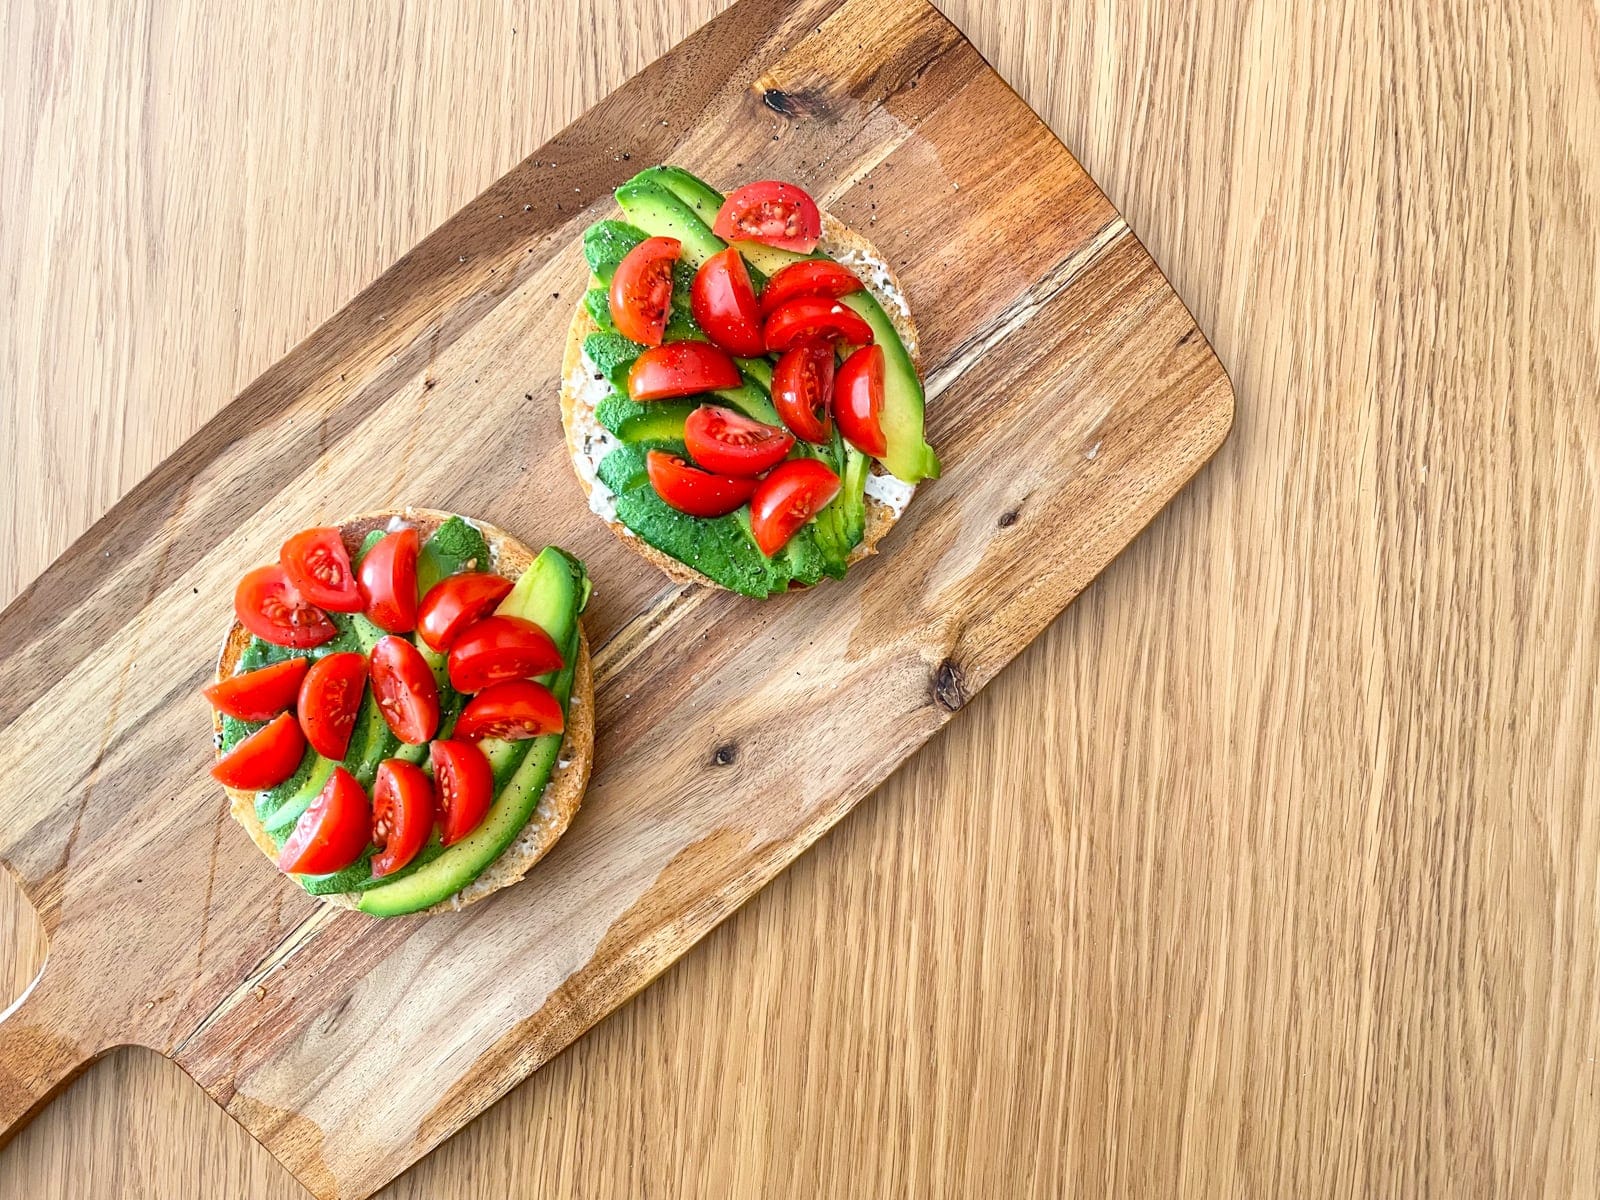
[0, 0, 1232, 1194]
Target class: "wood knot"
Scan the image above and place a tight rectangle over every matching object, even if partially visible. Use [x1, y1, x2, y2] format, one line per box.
[763, 88, 797, 116]
[997, 508, 1020, 529]
[932, 659, 967, 712]
[712, 742, 739, 766]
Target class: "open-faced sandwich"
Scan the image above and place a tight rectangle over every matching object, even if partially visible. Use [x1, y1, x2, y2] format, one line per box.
[204, 510, 592, 916]
[561, 166, 940, 598]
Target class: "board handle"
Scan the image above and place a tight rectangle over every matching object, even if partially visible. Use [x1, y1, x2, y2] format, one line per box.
[0, 971, 98, 1151]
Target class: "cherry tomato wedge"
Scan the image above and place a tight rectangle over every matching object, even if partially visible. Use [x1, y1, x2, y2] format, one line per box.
[609, 236, 680, 347]
[447, 615, 564, 693]
[297, 651, 367, 760]
[713, 181, 822, 252]
[691, 247, 765, 356]
[833, 343, 888, 456]
[628, 341, 742, 401]
[417, 571, 514, 653]
[235, 565, 336, 649]
[771, 343, 835, 444]
[763, 297, 875, 354]
[369, 634, 439, 745]
[684, 405, 795, 476]
[358, 528, 420, 634]
[278, 767, 370, 875]
[646, 450, 759, 517]
[279, 527, 363, 612]
[758, 259, 864, 317]
[454, 679, 565, 742]
[431, 739, 494, 846]
[212, 712, 306, 790]
[370, 759, 435, 878]
[203, 657, 309, 722]
[750, 458, 842, 556]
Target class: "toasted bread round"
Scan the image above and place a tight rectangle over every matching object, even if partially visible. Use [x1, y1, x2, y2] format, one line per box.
[560, 212, 919, 591]
[214, 508, 594, 914]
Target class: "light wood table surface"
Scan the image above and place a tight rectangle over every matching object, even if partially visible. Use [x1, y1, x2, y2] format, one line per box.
[3, 1, 1597, 1196]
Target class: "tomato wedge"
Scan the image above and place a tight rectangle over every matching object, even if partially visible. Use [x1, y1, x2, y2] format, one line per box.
[454, 680, 565, 742]
[212, 712, 306, 790]
[279, 527, 363, 612]
[431, 739, 494, 846]
[684, 405, 795, 476]
[691, 247, 765, 356]
[358, 528, 420, 634]
[417, 571, 514, 653]
[297, 651, 367, 760]
[235, 565, 336, 649]
[763, 297, 875, 353]
[833, 343, 888, 456]
[750, 458, 842, 556]
[628, 341, 742, 401]
[758, 259, 864, 317]
[772, 343, 835, 444]
[609, 236, 681, 346]
[370, 759, 435, 877]
[278, 767, 370, 875]
[369, 634, 439, 745]
[713, 181, 822, 252]
[447, 615, 564, 693]
[646, 449, 759, 517]
[203, 657, 309, 722]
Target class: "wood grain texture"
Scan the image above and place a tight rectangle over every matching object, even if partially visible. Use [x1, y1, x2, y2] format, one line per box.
[3, 3, 1597, 1200]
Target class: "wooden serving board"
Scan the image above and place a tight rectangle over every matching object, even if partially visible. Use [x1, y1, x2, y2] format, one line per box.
[0, 0, 1232, 1194]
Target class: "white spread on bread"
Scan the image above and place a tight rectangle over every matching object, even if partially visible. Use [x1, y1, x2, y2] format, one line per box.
[566, 358, 623, 523]
[863, 469, 916, 517]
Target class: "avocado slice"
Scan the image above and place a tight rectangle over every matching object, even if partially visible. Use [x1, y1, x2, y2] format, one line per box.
[634, 165, 726, 229]
[615, 178, 725, 267]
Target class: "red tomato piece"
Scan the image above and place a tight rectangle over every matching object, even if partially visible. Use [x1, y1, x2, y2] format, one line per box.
[211, 712, 306, 790]
[358, 528, 420, 634]
[203, 657, 309, 722]
[758, 259, 864, 317]
[235, 565, 336, 649]
[691, 247, 765, 356]
[628, 341, 742, 401]
[763, 297, 875, 354]
[684, 405, 795, 476]
[431, 739, 494, 845]
[646, 449, 760, 517]
[447, 615, 564, 693]
[278, 767, 370, 875]
[416, 571, 514, 653]
[833, 343, 888, 456]
[750, 458, 842, 556]
[771, 343, 835, 444]
[713, 181, 822, 252]
[454, 680, 565, 742]
[609, 236, 681, 346]
[279, 527, 363, 612]
[369, 634, 439, 745]
[370, 759, 435, 877]
[297, 651, 368, 760]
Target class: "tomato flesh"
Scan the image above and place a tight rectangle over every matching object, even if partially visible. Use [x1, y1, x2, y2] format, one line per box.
[432, 739, 494, 845]
[297, 651, 367, 760]
[454, 680, 565, 742]
[370, 759, 435, 877]
[235, 565, 336, 649]
[758, 259, 864, 317]
[369, 634, 439, 745]
[279, 527, 363, 613]
[713, 181, 822, 252]
[203, 657, 308, 722]
[772, 343, 835, 444]
[833, 343, 888, 456]
[684, 405, 794, 476]
[691, 247, 765, 356]
[278, 767, 370, 875]
[764, 297, 875, 353]
[447, 615, 565, 693]
[358, 528, 420, 634]
[417, 571, 514, 652]
[628, 341, 742, 401]
[646, 449, 759, 517]
[610, 236, 681, 346]
[212, 712, 306, 790]
[750, 458, 842, 556]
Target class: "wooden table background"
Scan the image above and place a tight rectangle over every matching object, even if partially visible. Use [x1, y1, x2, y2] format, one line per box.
[3, 0, 1597, 1196]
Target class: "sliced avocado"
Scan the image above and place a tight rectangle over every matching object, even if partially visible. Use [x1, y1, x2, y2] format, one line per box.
[736, 356, 774, 390]
[612, 399, 695, 444]
[733, 240, 808, 278]
[835, 445, 870, 548]
[634, 165, 725, 228]
[615, 179, 725, 267]
[841, 290, 940, 482]
[714, 369, 781, 426]
[256, 754, 339, 837]
[416, 516, 491, 597]
[582, 219, 648, 283]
